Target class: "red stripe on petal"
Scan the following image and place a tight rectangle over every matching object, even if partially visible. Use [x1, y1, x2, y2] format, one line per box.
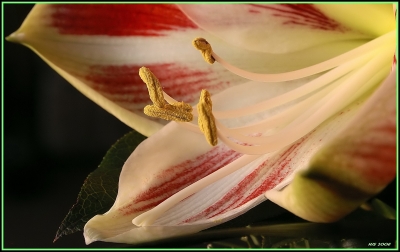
[182, 167, 263, 223]
[347, 124, 396, 187]
[50, 4, 197, 36]
[181, 133, 309, 223]
[249, 4, 347, 31]
[237, 139, 305, 206]
[83, 63, 232, 111]
[84, 64, 150, 106]
[119, 145, 242, 216]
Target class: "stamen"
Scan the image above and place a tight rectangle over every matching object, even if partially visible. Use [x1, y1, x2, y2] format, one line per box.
[197, 30, 395, 82]
[169, 48, 378, 132]
[193, 37, 215, 64]
[197, 90, 218, 146]
[139, 67, 193, 122]
[132, 59, 387, 225]
[216, 76, 342, 137]
[166, 48, 380, 120]
[132, 29, 393, 227]
[214, 46, 392, 155]
[213, 48, 380, 119]
[159, 43, 391, 151]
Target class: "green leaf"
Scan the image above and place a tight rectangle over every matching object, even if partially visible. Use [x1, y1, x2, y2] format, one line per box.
[54, 130, 146, 242]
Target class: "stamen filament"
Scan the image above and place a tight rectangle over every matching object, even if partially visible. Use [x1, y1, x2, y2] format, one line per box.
[132, 28, 394, 227]
[163, 92, 179, 106]
[214, 46, 392, 154]
[132, 48, 390, 226]
[209, 30, 395, 82]
[216, 76, 343, 138]
[213, 48, 381, 119]
[172, 46, 390, 149]
[163, 47, 383, 120]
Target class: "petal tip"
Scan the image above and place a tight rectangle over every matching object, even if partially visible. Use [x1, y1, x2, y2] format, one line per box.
[83, 229, 96, 245]
[84, 236, 94, 245]
[6, 32, 25, 43]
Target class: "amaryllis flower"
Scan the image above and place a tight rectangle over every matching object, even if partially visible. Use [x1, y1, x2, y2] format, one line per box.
[8, 4, 396, 244]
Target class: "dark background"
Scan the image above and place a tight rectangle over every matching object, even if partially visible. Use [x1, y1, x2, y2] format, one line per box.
[3, 4, 131, 248]
[3, 3, 396, 249]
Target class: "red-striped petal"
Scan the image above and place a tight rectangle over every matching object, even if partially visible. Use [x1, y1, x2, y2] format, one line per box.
[84, 121, 242, 243]
[8, 4, 246, 136]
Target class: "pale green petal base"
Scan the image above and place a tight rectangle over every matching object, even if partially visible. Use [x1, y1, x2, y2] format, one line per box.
[266, 69, 396, 223]
[266, 174, 368, 223]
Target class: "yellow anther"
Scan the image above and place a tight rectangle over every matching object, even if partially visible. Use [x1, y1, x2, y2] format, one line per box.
[139, 66, 193, 122]
[197, 90, 218, 146]
[192, 37, 215, 64]
[144, 105, 193, 122]
[139, 67, 167, 108]
[170, 101, 193, 113]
